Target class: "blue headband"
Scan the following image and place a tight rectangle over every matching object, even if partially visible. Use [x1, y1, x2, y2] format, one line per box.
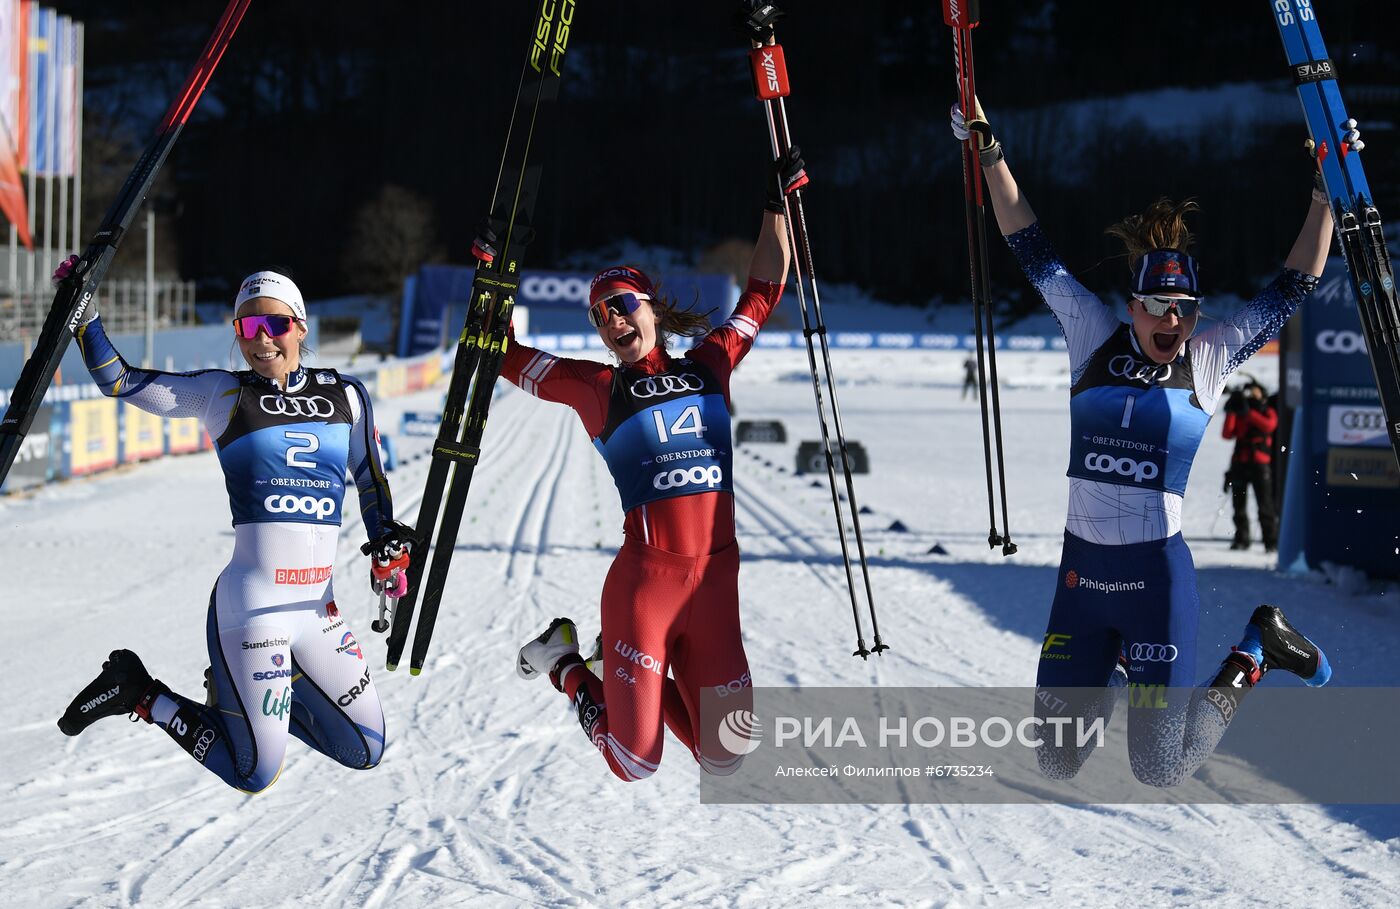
[1133, 249, 1201, 297]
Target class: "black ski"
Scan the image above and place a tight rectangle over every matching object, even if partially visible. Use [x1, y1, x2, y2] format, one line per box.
[385, 0, 576, 673]
[1270, 0, 1400, 465]
[0, 0, 253, 487]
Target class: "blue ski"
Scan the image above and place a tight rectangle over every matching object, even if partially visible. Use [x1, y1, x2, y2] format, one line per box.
[1269, 0, 1400, 465]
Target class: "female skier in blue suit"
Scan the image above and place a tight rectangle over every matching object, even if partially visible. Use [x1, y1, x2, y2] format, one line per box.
[951, 100, 1341, 786]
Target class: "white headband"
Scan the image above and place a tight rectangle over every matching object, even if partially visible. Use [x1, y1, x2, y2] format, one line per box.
[235, 271, 306, 322]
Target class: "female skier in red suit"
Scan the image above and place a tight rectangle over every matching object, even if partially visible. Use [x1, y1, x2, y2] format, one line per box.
[505, 151, 802, 781]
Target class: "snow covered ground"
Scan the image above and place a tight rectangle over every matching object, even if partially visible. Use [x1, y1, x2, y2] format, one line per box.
[3, 346, 1398, 908]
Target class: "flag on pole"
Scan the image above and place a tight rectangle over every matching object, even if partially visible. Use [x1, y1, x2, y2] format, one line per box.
[30, 3, 52, 175]
[14, 0, 30, 171]
[57, 12, 72, 175]
[0, 0, 31, 247]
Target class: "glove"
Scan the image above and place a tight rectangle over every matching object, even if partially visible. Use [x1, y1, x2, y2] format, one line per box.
[1306, 121, 1363, 203]
[950, 97, 1003, 167]
[51, 253, 80, 289]
[1225, 391, 1248, 415]
[472, 218, 500, 265]
[53, 254, 99, 328]
[765, 144, 808, 214]
[361, 520, 416, 599]
[736, 1, 784, 44]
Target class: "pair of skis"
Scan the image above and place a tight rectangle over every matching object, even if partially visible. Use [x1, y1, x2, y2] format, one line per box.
[1269, 0, 1400, 468]
[383, 0, 577, 675]
[941, 0, 1016, 556]
[740, 4, 885, 658]
[0, 0, 253, 488]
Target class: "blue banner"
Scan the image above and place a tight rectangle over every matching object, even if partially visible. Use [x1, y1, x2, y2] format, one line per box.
[520, 330, 1067, 353]
[398, 267, 739, 357]
[1277, 254, 1399, 579]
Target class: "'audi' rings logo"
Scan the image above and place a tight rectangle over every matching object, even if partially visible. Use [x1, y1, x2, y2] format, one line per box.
[1340, 410, 1384, 431]
[653, 465, 724, 491]
[630, 374, 703, 399]
[1315, 329, 1366, 354]
[1084, 451, 1159, 484]
[259, 395, 335, 418]
[1130, 643, 1179, 662]
[264, 494, 336, 519]
[1108, 354, 1171, 384]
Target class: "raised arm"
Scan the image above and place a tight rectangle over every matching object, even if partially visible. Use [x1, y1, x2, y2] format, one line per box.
[950, 98, 1117, 376]
[748, 142, 803, 286]
[75, 314, 237, 431]
[748, 209, 790, 286]
[952, 98, 1037, 236]
[1284, 189, 1334, 277]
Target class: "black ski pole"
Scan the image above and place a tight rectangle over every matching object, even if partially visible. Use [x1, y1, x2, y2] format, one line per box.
[741, 2, 886, 657]
[943, 0, 1016, 556]
[0, 0, 253, 488]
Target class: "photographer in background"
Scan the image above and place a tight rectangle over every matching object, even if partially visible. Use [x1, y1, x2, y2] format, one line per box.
[1222, 381, 1279, 552]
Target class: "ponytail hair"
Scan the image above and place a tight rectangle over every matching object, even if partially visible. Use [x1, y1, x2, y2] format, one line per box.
[1105, 198, 1200, 273]
[651, 282, 713, 346]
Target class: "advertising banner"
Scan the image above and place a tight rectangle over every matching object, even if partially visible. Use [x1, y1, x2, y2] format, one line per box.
[1277, 255, 1399, 579]
[167, 416, 203, 454]
[66, 397, 117, 476]
[0, 402, 50, 489]
[120, 402, 163, 463]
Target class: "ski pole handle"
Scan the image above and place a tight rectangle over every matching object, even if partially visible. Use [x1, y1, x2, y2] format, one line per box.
[941, 0, 981, 29]
[749, 43, 791, 100]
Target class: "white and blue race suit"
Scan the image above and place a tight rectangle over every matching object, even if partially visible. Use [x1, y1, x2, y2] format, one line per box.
[1006, 221, 1319, 786]
[76, 315, 392, 792]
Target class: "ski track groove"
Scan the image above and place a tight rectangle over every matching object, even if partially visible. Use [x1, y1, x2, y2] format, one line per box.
[501, 404, 572, 585]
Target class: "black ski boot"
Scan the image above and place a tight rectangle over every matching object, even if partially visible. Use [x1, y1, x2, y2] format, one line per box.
[1241, 605, 1332, 687]
[58, 650, 169, 735]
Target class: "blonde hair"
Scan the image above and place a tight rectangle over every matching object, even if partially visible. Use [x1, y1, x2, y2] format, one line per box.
[1105, 197, 1200, 272]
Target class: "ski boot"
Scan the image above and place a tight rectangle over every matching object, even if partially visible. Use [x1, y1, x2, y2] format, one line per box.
[1237, 605, 1331, 687]
[584, 632, 604, 679]
[58, 650, 169, 735]
[517, 617, 583, 690]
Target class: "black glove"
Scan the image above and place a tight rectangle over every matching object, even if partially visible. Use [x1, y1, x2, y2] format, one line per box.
[471, 218, 500, 265]
[1225, 391, 1248, 415]
[361, 519, 417, 561]
[362, 520, 416, 597]
[736, 1, 784, 43]
[765, 144, 808, 214]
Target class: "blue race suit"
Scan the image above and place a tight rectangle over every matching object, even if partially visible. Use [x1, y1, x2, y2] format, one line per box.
[1008, 222, 1318, 785]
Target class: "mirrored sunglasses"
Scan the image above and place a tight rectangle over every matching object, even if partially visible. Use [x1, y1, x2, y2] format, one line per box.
[1132, 294, 1201, 318]
[587, 292, 649, 328]
[233, 314, 302, 340]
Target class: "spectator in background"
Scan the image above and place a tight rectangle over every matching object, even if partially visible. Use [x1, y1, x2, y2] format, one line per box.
[1222, 381, 1279, 552]
[962, 354, 979, 400]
